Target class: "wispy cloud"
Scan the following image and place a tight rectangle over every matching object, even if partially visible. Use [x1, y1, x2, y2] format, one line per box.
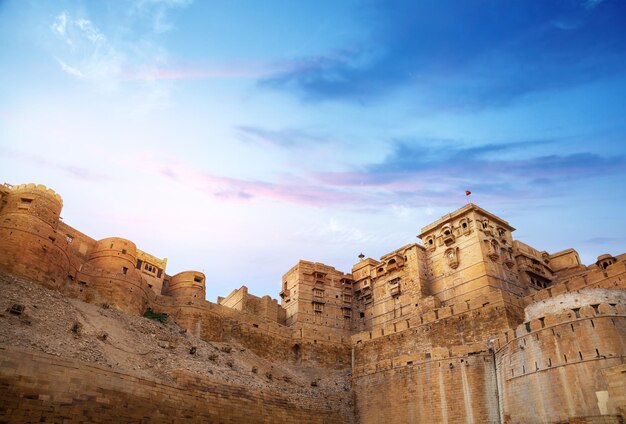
[50, 11, 123, 87]
[0, 148, 110, 182]
[316, 139, 626, 199]
[236, 125, 330, 148]
[261, 0, 626, 108]
[131, 0, 193, 34]
[156, 163, 362, 206]
[135, 137, 626, 210]
[49, 1, 194, 94]
[121, 61, 278, 81]
[583, 236, 622, 245]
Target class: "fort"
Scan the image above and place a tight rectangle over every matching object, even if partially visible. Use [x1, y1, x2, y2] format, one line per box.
[0, 181, 624, 423]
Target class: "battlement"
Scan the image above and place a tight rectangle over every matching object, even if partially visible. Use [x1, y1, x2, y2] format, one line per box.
[7, 183, 63, 205]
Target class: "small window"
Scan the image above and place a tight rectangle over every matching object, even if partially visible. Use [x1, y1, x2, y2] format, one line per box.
[122, 267, 128, 275]
[66, 234, 74, 243]
[313, 288, 324, 297]
[194, 276, 203, 283]
[462, 222, 467, 229]
[20, 198, 33, 204]
[428, 239, 433, 245]
[122, 249, 127, 254]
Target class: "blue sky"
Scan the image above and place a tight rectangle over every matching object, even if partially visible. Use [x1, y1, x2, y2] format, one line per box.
[1, 0, 625, 301]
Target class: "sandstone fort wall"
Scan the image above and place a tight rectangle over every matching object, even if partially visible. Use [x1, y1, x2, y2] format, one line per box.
[0, 347, 352, 424]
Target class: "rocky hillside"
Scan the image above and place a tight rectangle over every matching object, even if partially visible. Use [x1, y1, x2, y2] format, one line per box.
[0, 271, 351, 397]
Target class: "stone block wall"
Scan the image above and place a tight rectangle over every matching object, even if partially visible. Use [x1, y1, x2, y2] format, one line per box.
[0, 347, 353, 424]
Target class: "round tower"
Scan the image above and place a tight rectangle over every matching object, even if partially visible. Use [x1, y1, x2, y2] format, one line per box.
[0, 183, 63, 228]
[164, 271, 206, 299]
[0, 183, 69, 286]
[87, 237, 138, 278]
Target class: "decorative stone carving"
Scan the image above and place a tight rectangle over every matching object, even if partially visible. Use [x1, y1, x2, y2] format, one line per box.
[445, 247, 460, 269]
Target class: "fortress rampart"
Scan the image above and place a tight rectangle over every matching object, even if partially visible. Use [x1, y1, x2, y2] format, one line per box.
[0, 181, 624, 423]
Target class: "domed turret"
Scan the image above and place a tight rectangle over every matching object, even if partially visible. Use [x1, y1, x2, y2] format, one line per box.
[164, 271, 206, 299]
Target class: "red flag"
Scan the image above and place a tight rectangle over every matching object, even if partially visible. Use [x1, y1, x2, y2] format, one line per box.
[465, 190, 471, 196]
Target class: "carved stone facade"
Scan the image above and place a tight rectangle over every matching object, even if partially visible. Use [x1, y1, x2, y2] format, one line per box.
[1, 181, 625, 423]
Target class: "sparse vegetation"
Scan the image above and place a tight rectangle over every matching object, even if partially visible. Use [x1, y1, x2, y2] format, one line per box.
[143, 308, 168, 324]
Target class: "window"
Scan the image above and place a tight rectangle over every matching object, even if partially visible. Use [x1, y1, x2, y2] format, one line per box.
[343, 294, 352, 303]
[313, 288, 324, 298]
[122, 249, 127, 254]
[66, 234, 74, 244]
[122, 267, 128, 275]
[313, 303, 324, 312]
[194, 276, 203, 283]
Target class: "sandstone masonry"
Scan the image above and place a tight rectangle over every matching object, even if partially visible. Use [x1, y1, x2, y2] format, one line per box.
[0, 181, 624, 423]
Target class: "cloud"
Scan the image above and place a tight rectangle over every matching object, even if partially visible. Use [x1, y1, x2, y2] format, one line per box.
[49, 2, 193, 94]
[261, 0, 626, 108]
[121, 61, 278, 81]
[236, 125, 330, 148]
[0, 148, 110, 182]
[131, 0, 193, 34]
[136, 137, 626, 210]
[316, 139, 626, 204]
[50, 11, 123, 86]
[55, 58, 83, 78]
[583, 236, 622, 245]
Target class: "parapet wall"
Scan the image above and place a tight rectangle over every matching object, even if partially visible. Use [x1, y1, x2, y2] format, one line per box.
[219, 286, 286, 325]
[0, 347, 353, 424]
